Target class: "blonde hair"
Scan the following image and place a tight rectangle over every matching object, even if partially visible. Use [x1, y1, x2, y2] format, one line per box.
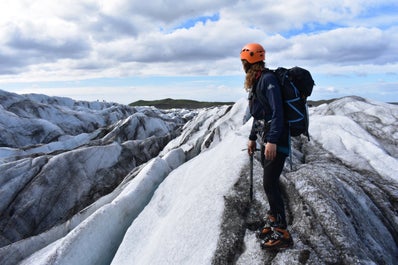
[243, 61, 266, 91]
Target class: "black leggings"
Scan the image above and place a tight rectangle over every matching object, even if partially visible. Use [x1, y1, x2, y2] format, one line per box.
[261, 148, 287, 227]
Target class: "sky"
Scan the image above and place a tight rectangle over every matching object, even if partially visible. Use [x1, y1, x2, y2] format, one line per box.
[0, 0, 397, 104]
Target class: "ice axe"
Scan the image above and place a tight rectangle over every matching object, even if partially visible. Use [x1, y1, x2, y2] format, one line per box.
[248, 148, 260, 202]
[243, 147, 259, 202]
[249, 152, 254, 202]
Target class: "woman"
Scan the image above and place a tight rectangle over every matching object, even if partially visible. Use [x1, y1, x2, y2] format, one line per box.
[240, 43, 293, 249]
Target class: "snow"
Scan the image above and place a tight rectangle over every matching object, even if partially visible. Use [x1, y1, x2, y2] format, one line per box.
[0, 90, 397, 265]
[111, 133, 248, 265]
[14, 99, 249, 265]
[310, 108, 398, 182]
[20, 150, 184, 265]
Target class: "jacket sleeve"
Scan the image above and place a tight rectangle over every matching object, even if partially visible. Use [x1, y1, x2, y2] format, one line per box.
[257, 72, 285, 144]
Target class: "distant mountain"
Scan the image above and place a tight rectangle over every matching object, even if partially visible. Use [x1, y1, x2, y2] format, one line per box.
[129, 98, 234, 109]
[307, 98, 336, 107]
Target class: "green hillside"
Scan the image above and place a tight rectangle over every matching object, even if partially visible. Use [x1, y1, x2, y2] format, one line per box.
[129, 98, 235, 109]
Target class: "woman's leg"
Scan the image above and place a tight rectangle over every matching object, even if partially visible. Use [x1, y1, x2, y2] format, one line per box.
[262, 151, 287, 227]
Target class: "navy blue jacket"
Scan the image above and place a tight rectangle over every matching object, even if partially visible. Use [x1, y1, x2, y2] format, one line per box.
[249, 71, 289, 154]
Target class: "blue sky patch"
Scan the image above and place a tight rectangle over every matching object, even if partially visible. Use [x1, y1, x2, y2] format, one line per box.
[359, 3, 398, 18]
[280, 22, 344, 38]
[176, 13, 220, 30]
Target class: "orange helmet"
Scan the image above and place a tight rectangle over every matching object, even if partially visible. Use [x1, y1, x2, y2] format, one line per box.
[240, 43, 265, 64]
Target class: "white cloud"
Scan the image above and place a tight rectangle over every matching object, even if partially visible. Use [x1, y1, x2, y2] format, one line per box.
[263, 27, 389, 68]
[0, 0, 397, 103]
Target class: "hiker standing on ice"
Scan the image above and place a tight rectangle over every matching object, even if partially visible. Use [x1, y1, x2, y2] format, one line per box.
[241, 43, 293, 249]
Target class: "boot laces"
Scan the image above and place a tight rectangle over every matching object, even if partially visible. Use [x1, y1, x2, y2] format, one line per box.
[270, 229, 283, 240]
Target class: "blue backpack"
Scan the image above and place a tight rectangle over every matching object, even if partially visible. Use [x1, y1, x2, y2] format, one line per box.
[249, 66, 315, 140]
[271, 67, 314, 140]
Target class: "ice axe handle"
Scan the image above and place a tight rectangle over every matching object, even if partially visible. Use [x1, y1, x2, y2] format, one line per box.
[249, 152, 254, 201]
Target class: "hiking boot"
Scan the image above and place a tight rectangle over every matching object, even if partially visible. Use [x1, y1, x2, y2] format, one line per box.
[256, 212, 277, 240]
[260, 227, 293, 250]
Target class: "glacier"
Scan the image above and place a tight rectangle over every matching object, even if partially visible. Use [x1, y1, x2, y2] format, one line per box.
[0, 89, 397, 265]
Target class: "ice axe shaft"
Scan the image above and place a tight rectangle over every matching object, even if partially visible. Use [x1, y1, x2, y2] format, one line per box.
[243, 148, 260, 202]
[250, 152, 254, 201]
